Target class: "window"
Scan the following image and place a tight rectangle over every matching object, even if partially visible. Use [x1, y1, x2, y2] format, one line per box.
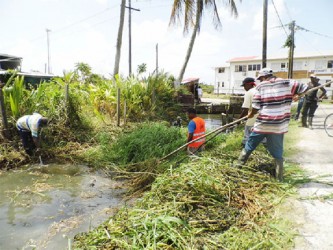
[326, 80, 331, 87]
[235, 65, 246, 72]
[328, 60, 333, 68]
[281, 63, 287, 69]
[222, 82, 225, 87]
[247, 64, 261, 71]
[218, 67, 225, 73]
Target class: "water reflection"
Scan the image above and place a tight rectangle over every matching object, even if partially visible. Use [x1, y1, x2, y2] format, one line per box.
[0, 164, 124, 249]
[200, 114, 223, 130]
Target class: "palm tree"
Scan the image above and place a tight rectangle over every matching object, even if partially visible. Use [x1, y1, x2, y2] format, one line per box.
[169, 0, 240, 83]
[113, 0, 126, 76]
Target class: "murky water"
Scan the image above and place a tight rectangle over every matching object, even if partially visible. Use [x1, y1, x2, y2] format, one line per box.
[200, 114, 223, 130]
[0, 163, 125, 250]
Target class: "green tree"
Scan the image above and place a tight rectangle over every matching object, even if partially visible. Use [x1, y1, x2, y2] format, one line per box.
[137, 63, 147, 75]
[75, 62, 92, 83]
[169, 0, 240, 83]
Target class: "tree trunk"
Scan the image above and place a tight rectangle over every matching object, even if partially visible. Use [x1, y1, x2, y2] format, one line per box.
[177, 0, 200, 83]
[113, 0, 126, 76]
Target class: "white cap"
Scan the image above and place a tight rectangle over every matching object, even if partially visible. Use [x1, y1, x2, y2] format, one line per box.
[256, 68, 273, 80]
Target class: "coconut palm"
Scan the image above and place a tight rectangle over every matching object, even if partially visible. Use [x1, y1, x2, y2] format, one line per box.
[169, 0, 240, 83]
[113, 0, 126, 76]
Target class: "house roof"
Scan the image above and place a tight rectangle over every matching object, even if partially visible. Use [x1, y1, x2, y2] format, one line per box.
[226, 51, 333, 64]
[227, 56, 258, 62]
[0, 53, 22, 70]
[181, 77, 199, 84]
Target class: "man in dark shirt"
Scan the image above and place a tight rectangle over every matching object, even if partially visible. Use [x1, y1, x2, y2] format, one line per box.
[301, 74, 327, 129]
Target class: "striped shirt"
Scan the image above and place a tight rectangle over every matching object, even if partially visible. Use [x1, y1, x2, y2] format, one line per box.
[252, 78, 308, 134]
[16, 113, 43, 137]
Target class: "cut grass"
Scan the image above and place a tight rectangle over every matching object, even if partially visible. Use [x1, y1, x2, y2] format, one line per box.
[73, 127, 305, 250]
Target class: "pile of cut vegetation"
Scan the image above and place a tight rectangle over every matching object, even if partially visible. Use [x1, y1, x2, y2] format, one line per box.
[74, 125, 295, 249]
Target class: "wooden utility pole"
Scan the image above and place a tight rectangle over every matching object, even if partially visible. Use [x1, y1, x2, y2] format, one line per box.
[125, 0, 140, 75]
[46, 28, 51, 74]
[262, 0, 268, 68]
[288, 20, 296, 79]
[114, 0, 126, 127]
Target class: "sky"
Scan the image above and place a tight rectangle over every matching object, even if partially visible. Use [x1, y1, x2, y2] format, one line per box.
[1, 0, 332, 84]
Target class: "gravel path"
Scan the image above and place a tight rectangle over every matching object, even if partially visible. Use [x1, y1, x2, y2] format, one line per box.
[292, 103, 333, 250]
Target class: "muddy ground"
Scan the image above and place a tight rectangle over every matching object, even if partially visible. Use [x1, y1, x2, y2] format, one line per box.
[290, 103, 333, 250]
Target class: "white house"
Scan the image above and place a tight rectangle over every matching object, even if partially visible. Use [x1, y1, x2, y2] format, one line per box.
[214, 52, 333, 97]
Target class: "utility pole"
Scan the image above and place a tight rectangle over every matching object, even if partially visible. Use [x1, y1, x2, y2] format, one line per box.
[288, 20, 296, 79]
[46, 28, 51, 74]
[125, 0, 140, 75]
[262, 0, 268, 68]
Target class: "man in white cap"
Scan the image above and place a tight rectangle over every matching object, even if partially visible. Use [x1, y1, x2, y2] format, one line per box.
[236, 68, 308, 181]
[301, 74, 326, 129]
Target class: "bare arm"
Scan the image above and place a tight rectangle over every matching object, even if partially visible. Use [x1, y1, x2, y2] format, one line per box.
[239, 108, 249, 119]
[187, 133, 194, 143]
[319, 87, 327, 99]
[247, 108, 259, 119]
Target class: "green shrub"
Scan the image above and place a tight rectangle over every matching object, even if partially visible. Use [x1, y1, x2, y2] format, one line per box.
[110, 122, 186, 165]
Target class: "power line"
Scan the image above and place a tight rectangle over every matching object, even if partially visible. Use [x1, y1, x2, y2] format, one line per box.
[282, 0, 292, 22]
[295, 25, 333, 39]
[271, 0, 288, 37]
[52, 5, 118, 35]
[52, 16, 120, 42]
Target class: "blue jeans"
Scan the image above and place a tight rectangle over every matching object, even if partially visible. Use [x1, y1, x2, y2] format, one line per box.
[245, 132, 284, 160]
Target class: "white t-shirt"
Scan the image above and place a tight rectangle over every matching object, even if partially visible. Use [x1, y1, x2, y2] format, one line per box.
[242, 88, 258, 126]
[16, 113, 42, 137]
[197, 88, 203, 97]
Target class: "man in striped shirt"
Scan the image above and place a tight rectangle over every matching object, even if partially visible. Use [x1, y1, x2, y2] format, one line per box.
[16, 113, 48, 156]
[237, 68, 308, 181]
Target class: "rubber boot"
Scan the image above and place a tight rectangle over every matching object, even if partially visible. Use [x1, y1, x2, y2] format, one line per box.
[275, 159, 284, 182]
[308, 117, 313, 130]
[301, 116, 308, 128]
[234, 149, 251, 168]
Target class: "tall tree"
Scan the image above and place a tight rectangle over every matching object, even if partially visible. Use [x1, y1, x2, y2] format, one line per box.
[113, 0, 126, 76]
[169, 0, 240, 83]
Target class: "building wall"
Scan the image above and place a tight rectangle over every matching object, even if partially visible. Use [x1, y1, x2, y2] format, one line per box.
[215, 55, 333, 97]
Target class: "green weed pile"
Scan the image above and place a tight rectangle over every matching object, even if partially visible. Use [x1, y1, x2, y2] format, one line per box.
[74, 130, 295, 249]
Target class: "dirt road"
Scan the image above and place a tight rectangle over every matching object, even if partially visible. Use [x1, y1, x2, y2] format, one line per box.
[292, 103, 333, 250]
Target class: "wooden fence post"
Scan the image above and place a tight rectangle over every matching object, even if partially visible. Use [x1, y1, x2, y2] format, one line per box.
[0, 82, 10, 139]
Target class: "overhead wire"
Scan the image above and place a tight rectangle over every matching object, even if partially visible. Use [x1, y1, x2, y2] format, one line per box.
[52, 4, 118, 35]
[270, 0, 289, 37]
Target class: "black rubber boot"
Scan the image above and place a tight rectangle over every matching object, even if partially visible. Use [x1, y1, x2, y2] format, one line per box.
[234, 149, 251, 168]
[301, 116, 308, 128]
[275, 159, 284, 182]
[308, 117, 313, 129]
